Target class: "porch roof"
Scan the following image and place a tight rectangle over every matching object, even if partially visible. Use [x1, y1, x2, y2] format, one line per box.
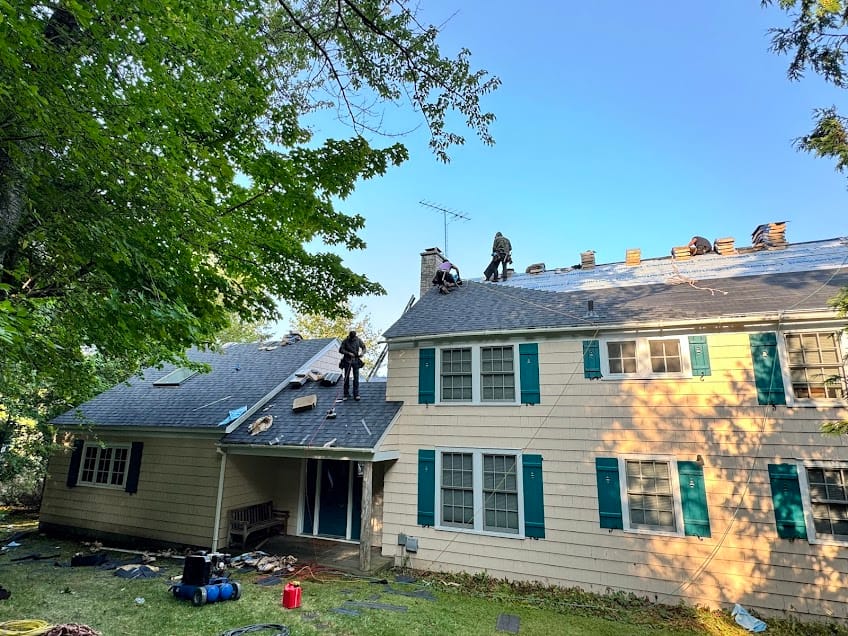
[220, 380, 401, 451]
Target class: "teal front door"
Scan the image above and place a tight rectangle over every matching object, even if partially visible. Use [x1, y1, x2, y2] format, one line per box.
[302, 459, 362, 540]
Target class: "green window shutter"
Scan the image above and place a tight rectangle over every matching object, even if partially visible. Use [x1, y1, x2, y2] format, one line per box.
[595, 457, 623, 529]
[768, 463, 807, 540]
[583, 340, 602, 379]
[749, 333, 786, 405]
[677, 461, 711, 538]
[522, 454, 545, 538]
[125, 442, 144, 494]
[66, 439, 84, 488]
[688, 336, 711, 377]
[418, 348, 435, 404]
[417, 449, 436, 527]
[519, 343, 540, 404]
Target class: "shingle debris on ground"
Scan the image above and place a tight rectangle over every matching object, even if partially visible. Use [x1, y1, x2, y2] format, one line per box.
[496, 613, 521, 633]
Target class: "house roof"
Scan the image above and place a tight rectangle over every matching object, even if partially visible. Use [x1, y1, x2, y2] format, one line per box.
[220, 381, 401, 450]
[383, 238, 848, 340]
[52, 339, 338, 429]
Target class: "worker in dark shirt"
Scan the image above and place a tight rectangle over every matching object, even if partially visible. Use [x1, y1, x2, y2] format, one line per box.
[688, 236, 712, 256]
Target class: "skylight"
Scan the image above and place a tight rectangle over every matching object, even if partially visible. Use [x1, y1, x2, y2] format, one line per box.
[153, 367, 197, 386]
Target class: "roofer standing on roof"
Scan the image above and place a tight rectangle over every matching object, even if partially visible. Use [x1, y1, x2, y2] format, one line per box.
[484, 232, 512, 282]
[688, 236, 712, 256]
[339, 330, 366, 401]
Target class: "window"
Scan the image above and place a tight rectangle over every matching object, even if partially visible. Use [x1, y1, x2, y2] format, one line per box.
[625, 459, 676, 532]
[436, 449, 521, 535]
[481, 346, 515, 401]
[79, 443, 131, 488]
[600, 336, 691, 378]
[783, 331, 846, 400]
[437, 345, 517, 403]
[806, 466, 848, 541]
[595, 456, 711, 537]
[440, 348, 472, 401]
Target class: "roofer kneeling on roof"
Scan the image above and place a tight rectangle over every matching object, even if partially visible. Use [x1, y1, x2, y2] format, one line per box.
[688, 235, 712, 256]
[433, 259, 461, 294]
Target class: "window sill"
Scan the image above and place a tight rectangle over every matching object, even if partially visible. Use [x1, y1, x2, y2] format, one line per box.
[77, 483, 125, 491]
[435, 525, 524, 539]
[601, 373, 691, 381]
[623, 527, 685, 538]
[432, 401, 521, 407]
[787, 397, 847, 408]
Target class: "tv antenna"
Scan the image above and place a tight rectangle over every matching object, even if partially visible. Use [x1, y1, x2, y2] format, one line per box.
[419, 200, 470, 257]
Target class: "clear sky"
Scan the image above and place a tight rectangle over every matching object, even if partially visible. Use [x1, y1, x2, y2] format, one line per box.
[277, 1, 847, 338]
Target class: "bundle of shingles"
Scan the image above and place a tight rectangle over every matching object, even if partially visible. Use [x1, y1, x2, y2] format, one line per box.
[751, 222, 787, 250]
[671, 245, 691, 260]
[580, 250, 596, 269]
[713, 236, 736, 255]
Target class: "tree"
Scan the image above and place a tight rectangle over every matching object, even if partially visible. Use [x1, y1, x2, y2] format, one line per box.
[763, 1, 848, 186]
[0, 1, 499, 479]
[216, 315, 274, 345]
[762, 0, 848, 432]
[291, 303, 381, 373]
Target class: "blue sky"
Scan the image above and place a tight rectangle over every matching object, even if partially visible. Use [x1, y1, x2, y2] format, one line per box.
[277, 1, 846, 337]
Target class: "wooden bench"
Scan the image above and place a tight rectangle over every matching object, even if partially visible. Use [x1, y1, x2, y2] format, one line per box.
[229, 501, 289, 548]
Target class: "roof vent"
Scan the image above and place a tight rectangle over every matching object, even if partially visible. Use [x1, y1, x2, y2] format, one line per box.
[580, 251, 595, 269]
[625, 248, 640, 266]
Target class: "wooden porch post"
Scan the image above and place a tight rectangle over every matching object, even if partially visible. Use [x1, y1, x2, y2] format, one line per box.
[359, 461, 373, 571]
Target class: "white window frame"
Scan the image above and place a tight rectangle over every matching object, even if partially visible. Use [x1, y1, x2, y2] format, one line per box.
[78, 442, 132, 489]
[618, 455, 685, 537]
[600, 336, 693, 379]
[797, 460, 848, 546]
[776, 329, 848, 407]
[434, 447, 526, 538]
[435, 343, 520, 404]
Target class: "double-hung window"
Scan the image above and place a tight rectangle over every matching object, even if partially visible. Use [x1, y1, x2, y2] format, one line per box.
[595, 455, 711, 538]
[783, 462, 848, 544]
[437, 449, 521, 535]
[600, 336, 691, 378]
[782, 331, 846, 401]
[438, 345, 517, 403]
[79, 443, 131, 488]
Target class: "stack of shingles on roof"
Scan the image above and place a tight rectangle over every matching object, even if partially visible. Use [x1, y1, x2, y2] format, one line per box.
[580, 250, 596, 269]
[625, 248, 641, 266]
[752, 221, 787, 250]
[671, 245, 691, 260]
[713, 236, 736, 255]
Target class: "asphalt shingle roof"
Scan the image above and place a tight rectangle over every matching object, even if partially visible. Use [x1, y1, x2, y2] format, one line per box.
[221, 381, 401, 450]
[52, 339, 336, 429]
[384, 238, 848, 340]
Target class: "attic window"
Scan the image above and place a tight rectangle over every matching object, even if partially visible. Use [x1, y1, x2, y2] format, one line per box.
[153, 367, 197, 386]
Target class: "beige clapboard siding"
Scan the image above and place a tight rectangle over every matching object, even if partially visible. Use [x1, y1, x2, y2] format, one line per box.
[380, 331, 848, 620]
[41, 434, 222, 546]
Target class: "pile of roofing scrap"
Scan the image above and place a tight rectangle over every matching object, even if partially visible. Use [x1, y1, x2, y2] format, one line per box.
[230, 551, 298, 574]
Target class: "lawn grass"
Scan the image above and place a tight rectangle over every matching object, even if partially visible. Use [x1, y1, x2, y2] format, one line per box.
[0, 511, 844, 636]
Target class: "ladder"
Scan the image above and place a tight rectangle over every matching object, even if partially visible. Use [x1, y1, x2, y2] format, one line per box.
[367, 294, 416, 381]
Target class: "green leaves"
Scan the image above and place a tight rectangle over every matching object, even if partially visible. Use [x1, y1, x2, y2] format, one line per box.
[0, 0, 498, 482]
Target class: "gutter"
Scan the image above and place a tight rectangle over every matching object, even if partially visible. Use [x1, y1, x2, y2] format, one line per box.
[384, 310, 844, 345]
[219, 442, 399, 463]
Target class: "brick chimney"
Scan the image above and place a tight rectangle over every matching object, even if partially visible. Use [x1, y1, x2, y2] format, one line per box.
[420, 247, 444, 298]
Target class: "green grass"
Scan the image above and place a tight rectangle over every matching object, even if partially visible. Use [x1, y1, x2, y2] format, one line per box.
[0, 512, 845, 636]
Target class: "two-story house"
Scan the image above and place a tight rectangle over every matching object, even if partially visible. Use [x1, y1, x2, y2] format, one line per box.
[377, 237, 848, 621]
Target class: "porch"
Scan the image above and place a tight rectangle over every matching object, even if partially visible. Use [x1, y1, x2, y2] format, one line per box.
[248, 533, 393, 576]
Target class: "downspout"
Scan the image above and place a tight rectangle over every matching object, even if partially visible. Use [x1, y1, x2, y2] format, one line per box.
[211, 448, 228, 551]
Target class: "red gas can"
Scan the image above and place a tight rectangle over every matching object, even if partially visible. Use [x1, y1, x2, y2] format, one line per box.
[282, 582, 302, 609]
